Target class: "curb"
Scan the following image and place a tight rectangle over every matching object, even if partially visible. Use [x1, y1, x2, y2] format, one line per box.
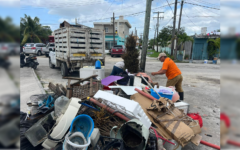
[31, 68, 46, 94]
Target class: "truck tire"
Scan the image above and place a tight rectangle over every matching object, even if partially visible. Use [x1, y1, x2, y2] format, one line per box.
[61, 62, 68, 77]
[49, 58, 55, 68]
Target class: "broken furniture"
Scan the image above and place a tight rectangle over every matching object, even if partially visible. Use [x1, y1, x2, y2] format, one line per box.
[63, 75, 102, 99]
[94, 90, 151, 129]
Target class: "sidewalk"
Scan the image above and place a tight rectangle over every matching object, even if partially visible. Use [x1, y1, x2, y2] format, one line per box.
[0, 68, 19, 96]
[20, 68, 45, 112]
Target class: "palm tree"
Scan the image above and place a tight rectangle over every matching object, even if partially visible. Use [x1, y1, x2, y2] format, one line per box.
[20, 14, 42, 45]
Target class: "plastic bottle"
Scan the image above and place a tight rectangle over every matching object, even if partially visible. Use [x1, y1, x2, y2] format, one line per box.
[95, 60, 101, 69]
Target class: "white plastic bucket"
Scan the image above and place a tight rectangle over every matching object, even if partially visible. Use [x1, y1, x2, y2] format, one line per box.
[204, 60, 208, 64]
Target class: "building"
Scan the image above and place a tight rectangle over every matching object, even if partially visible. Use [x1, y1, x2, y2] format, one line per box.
[60, 20, 91, 29]
[192, 34, 220, 60]
[94, 16, 131, 49]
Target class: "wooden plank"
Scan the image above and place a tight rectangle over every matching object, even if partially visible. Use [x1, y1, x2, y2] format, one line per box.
[69, 43, 86, 47]
[59, 84, 67, 94]
[67, 79, 71, 98]
[70, 33, 86, 37]
[90, 78, 93, 96]
[70, 38, 86, 42]
[63, 75, 98, 81]
[71, 49, 87, 53]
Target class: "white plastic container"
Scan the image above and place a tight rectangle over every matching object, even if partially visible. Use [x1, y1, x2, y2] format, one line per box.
[80, 66, 105, 79]
[204, 60, 208, 64]
[174, 101, 190, 114]
[94, 90, 152, 129]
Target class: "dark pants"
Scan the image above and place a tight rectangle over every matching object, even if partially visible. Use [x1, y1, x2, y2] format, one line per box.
[110, 66, 124, 75]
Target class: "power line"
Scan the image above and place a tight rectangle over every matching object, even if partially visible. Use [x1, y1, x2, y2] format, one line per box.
[189, 0, 220, 7]
[100, 0, 114, 19]
[187, 0, 220, 15]
[184, 2, 220, 10]
[166, 0, 174, 14]
[182, 9, 197, 27]
[80, 3, 176, 23]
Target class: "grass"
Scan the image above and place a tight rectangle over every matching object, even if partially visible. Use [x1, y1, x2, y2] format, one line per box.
[147, 50, 160, 57]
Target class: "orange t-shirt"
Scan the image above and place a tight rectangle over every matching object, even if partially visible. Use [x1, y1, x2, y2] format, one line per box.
[162, 57, 181, 79]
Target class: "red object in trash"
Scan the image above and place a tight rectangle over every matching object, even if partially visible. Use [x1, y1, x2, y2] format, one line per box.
[103, 82, 115, 90]
[220, 113, 230, 128]
[187, 113, 203, 128]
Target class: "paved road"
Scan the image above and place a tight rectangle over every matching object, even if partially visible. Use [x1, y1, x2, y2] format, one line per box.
[34, 54, 220, 150]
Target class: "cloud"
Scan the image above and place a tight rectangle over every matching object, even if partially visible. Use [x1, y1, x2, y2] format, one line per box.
[20, 0, 225, 37]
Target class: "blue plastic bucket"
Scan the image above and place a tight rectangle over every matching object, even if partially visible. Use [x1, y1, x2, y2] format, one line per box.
[150, 89, 173, 100]
[95, 60, 101, 69]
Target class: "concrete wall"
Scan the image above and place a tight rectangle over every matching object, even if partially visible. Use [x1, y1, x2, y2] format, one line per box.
[184, 41, 193, 58]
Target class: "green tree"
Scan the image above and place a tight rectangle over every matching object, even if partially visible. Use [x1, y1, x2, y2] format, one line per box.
[21, 14, 42, 45]
[157, 26, 185, 55]
[20, 14, 52, 46]
[207, 38, 220, 59]
[122, 34, 139, 73]
[0, 17, 19, 42]
[176, 33, 193, 58]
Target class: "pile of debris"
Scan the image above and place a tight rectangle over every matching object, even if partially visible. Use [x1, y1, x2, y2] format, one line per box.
[20, 72, 219, 150]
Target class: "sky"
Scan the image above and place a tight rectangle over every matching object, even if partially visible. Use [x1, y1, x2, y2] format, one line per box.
[1, 0, 239, 39]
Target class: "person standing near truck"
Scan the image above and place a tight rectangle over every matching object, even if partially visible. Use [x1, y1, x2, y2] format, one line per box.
[110, 61, 125, 75]
[151, 53, 184, 101]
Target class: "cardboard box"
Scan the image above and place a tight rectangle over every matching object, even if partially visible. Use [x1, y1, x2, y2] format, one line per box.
[131, 93, 172, 140]
[131, 93, 201, 147]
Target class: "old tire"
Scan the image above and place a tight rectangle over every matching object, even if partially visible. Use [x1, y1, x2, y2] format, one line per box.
[37, 51, 42, 56]
[111, 54, 114, 57]
[61, 62, 68, 77]
[25, 54, 29, 56]
[49, 58, 55, 68]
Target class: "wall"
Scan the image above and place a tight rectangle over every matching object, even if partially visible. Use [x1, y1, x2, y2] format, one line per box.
[192, 38, 208, 60]
[184, 41, 192, 58]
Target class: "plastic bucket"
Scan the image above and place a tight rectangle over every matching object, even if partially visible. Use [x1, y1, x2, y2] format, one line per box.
[204, 60, 208, 64]
[95, 60, 101, 69]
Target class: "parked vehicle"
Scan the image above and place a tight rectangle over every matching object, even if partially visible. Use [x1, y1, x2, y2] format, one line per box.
[23, 43, 46, 56]
[20, 53, 39, 69]
[49, 27, 105, 77]
[42, 43, 55, 57]
[0, 43, 20, 55]
[110, 45, 125, 57]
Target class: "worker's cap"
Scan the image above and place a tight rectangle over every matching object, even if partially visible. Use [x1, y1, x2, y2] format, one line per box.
[158, 53, 167, 59]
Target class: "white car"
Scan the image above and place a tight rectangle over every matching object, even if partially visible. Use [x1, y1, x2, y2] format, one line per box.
[42, 43, 55, 57]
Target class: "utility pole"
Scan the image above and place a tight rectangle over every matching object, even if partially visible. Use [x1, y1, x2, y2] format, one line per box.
[177, 0, 184, 34]
[171, 0, 178, 56]
[153, 25, 156, 50]
[113, 13, 115, 47]
[140, 0, 152, 72]
[153, 12, 164, 52]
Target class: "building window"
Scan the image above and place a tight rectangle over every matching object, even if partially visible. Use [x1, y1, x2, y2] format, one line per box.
[104, 27, 108, 33]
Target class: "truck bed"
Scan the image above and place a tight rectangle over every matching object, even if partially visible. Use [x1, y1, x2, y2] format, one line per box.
[54, 27, 105, 62]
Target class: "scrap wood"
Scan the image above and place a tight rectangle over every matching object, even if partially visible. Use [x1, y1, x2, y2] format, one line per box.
[48, 82, 57, 94]
[59, 84, 67, 94]
[56, 84, 65, 95]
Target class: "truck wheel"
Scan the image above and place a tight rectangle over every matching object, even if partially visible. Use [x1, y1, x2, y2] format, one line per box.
[37, 51, 42, 56]
[111, 54, 114, 57]
[61, 62, 68, 77]
[49, 58, 55, 68]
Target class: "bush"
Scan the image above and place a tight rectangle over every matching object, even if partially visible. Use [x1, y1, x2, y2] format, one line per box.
[184, 54, 189, 59]
[122, 35, 139, 73]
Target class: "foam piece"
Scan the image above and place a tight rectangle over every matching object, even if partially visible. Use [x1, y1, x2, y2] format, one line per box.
[94, 90, 151, 129]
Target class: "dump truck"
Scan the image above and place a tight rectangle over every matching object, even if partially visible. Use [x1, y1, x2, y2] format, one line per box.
[49, 27, 105, 76]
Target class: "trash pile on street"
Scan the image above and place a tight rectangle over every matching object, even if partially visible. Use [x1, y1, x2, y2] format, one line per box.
[20, 68, 206, 150]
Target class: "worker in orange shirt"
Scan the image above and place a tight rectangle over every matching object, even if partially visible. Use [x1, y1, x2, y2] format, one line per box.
[151, 53, 184, 101]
